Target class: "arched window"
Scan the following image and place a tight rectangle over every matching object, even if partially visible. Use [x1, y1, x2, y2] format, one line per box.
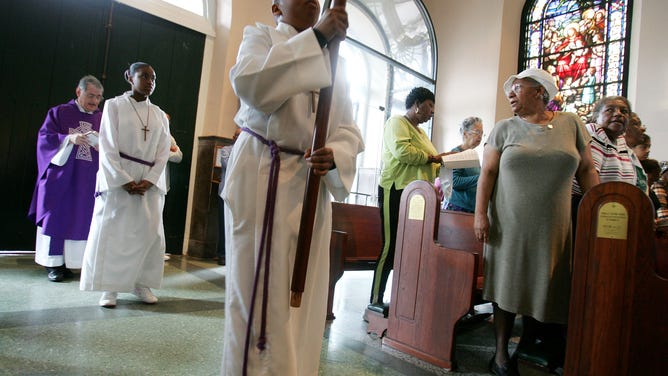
[519, 0, 632, 120]
[324, 0, 436, 206]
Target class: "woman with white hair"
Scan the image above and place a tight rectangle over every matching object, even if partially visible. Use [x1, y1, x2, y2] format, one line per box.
[474, 68, 599, 375]
[445, 116, 483, 213]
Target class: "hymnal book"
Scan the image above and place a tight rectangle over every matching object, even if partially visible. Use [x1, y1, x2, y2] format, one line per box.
[85, 131, 99, 148]
[441, 148, 480, 169]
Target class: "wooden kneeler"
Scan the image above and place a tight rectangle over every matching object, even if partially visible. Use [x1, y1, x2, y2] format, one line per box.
[383, 180, 477, 370]
[565, 182, 668, 375]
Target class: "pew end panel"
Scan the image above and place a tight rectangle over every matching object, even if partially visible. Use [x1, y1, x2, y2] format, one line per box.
[437, 210, 485, 297]
[383, 180, 477, 370]
[565, 182, 668, 376]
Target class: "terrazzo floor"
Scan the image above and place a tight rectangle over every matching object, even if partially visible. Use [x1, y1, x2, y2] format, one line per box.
[0, 253, 517, 375]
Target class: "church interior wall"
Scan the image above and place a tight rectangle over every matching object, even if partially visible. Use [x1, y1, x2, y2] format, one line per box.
[112, 0, 668, 254]
[627, 0, 668, 162]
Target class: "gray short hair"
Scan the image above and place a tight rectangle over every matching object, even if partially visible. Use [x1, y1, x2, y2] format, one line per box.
[460, 116, 482, 134]
[78, 75, 103, 92]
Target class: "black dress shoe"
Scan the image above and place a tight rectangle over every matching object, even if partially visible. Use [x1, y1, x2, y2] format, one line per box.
[46, 267, 65, 282]
[489, 355, 519, 376]
[63, 268, 75, 278]
[366, 302, 389, 317]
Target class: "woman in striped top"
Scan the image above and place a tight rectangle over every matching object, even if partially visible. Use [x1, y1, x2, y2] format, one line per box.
[571, 96, 636, 231]
[572, 96, 636, 193]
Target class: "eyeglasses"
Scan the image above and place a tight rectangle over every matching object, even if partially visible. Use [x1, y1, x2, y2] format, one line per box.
[467, 130, 483, 136]
[510, 83, 539, 93]
[85, 93, 104, 101]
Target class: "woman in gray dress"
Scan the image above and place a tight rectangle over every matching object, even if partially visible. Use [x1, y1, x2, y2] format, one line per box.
[474, 68, 599, 375]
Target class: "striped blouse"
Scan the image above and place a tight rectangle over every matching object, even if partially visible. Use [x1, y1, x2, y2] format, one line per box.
[653, 181, 668, 220]
[573, 122, 636, 196]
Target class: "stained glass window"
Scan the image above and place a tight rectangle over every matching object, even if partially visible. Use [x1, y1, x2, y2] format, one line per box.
[520, 0, 632, 120]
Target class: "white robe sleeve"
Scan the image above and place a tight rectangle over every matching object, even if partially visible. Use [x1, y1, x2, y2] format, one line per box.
[230, 23, 332, 114]
[144, 110, 171, 192]
[50, 136, 76, 166]
[98, 98, 134, 191]
[168, 136, 183, 163]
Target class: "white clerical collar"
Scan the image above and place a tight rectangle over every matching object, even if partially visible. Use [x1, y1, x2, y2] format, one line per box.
[276, 21, 299, 36]
[75, 100, 95, 114]
[124, 91, 151, 105]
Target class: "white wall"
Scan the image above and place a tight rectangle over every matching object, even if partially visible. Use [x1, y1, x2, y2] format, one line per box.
[628, 0, 668, 162]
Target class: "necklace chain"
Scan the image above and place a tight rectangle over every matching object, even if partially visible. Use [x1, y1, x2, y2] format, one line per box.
[128, 97, 150, 141]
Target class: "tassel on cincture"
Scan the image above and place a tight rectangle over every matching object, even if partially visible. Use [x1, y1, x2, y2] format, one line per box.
[257, 336, 267, 351]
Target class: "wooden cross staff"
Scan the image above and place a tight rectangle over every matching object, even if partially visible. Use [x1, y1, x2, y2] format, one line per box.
[290, 0, 347, 308]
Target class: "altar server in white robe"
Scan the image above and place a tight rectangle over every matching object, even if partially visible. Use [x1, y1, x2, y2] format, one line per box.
[80, 62, 171, 309]
[221, 1, 364, 374]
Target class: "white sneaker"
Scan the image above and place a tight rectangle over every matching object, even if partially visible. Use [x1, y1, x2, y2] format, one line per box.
[133, 287, 158, 304]
[99, 292, 117, 308]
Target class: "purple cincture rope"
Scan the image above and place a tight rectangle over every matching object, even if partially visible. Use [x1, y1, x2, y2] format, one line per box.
[119, 152, 155, 167]
[240, 127, 302, 375]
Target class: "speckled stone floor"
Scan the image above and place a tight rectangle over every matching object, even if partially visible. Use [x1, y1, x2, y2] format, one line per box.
[0, 253, 516, 375]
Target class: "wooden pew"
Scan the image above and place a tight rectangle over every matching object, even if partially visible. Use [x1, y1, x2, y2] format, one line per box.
[383, 180, 477, 370]
[436, 209, 484, 299]
[565, 182, 668, 375]
[327, 202, 382, 320]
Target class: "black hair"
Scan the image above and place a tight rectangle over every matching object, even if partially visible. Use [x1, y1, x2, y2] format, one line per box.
[641, 158, 661, 176]
[589, 96, 632, 123]
[124, 62, 151, 83]
[405, 87, 435, 110]
[637, 133, 651, 146]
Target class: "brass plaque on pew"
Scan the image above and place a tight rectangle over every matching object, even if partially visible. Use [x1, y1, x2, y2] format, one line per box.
[596, 202, 628, 240]
[408, 194, 425, 221]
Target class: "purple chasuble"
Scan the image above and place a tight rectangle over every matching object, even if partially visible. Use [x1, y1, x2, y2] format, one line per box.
[28, 100, 102, 255]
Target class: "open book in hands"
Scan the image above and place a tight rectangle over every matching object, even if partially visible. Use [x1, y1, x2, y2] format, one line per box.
[84, 131, 99, 148]
[441, 148, 480, 169]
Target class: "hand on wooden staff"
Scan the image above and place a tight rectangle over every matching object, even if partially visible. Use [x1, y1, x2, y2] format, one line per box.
[314, 3, 348, 43]
[304, 147, 334, 176]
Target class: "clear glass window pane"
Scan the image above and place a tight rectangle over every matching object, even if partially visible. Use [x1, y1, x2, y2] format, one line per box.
[346, 0, 433, 77]
[317, 0, 435, 206]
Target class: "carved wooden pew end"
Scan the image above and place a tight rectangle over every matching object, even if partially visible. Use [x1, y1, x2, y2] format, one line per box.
[382, 180, 478, 371]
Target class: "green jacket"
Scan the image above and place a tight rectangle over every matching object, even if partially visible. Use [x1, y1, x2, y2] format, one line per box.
[379, 115, 440, 190]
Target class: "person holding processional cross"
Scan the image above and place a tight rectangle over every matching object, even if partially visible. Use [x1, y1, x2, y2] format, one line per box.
[221, 0, 364, 374]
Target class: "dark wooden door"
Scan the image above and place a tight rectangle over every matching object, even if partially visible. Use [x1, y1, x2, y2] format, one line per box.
[0, 0, 204, 253]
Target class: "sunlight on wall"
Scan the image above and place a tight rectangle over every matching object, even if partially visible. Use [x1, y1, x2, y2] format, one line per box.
[162, 0, 204, 15]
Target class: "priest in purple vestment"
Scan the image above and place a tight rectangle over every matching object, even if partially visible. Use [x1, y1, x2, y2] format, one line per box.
[28, 75, 104, 282]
